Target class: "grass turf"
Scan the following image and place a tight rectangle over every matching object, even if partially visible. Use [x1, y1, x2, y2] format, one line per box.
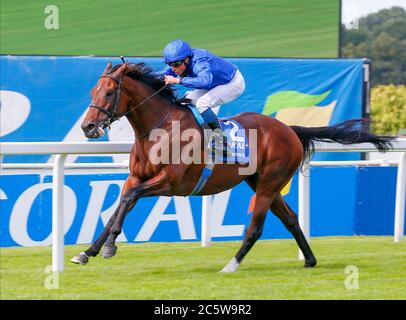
[1, 236, 405, 300]
[0, 0, 339, 57]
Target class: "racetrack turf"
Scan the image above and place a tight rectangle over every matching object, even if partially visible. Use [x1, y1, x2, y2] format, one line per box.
[1, 236, 405, 300]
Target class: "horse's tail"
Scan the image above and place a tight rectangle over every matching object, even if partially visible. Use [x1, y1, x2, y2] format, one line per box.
[290, 119, 395, 165]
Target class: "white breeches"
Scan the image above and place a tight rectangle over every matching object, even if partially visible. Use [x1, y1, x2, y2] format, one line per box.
[184, 69, 246, 113]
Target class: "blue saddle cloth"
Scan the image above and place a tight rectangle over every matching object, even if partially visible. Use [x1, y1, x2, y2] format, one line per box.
[213, 119, 250, 164]
[185, 104, 250, 164]
[185, 104, 250, 195]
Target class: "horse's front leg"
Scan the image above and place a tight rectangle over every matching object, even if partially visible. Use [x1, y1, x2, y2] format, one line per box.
[71, 176, 141, 265]
[102, 171, 171, 258]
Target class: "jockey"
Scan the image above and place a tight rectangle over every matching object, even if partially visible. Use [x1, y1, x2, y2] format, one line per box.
[154, 38, 246, 155]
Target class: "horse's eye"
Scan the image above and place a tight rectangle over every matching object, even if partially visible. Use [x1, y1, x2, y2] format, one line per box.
[106, 91, 113, 97]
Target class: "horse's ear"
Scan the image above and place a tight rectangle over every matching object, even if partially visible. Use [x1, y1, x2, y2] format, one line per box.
[116, 62, 127, 75]
[102, 62, 112, 75]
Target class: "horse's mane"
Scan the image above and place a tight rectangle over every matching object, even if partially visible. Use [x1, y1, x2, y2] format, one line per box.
[108, 63, 182, 105]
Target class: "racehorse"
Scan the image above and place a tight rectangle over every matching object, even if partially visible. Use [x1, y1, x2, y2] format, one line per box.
[71, 61, 393, 272]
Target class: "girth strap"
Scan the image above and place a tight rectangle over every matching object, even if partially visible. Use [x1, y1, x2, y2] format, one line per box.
[184, 104, 215, 195]
[190, 163, 215, 195]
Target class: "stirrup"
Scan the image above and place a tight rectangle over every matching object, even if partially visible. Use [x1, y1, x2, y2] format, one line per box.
[222, 142, 234, 157]
[208, 143, 232, 157]
[209, 132, 233, 156]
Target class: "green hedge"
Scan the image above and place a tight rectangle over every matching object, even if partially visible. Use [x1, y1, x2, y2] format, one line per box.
[371, 85, 406, 135]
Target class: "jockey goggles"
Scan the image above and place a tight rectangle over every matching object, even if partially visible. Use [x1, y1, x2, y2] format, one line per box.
[168, 60, 184, 67]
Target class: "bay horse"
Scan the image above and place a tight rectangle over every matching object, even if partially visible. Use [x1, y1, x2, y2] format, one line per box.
[71, 61, 393, 272]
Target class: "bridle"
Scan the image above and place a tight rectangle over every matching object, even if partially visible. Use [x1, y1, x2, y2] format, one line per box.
[88, 73, 168, 133]
[88, 74, 127, 129]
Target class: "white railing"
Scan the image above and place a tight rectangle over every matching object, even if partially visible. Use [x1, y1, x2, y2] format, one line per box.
[1, 142, 132, 272]
[1, 139, 406, 271]
[297, 139, 406, 260]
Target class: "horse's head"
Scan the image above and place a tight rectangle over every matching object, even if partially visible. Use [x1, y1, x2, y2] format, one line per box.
[81, 62, 134, 139]
[82, 61, 177, 139]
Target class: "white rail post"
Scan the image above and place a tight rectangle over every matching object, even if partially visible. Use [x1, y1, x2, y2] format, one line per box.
[394, 152, 406, 242]
[201, 195, 212, 247]
[52, 154, 66, 272]
[298, 163, 310, 260]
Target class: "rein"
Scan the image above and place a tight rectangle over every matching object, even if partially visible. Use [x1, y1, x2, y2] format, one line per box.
[89, 74, 169, 137]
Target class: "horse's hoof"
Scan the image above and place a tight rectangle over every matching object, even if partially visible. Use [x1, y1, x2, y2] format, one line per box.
[219, 257, 240, 273]
[304, 258, 317, 268]
[70, 252, 89, 265]
[102, 245, 117, 258]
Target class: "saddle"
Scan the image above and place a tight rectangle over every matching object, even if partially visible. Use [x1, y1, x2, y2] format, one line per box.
[184, 104, 250, 164]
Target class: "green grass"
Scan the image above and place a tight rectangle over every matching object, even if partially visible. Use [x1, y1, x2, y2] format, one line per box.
[1, 236, 405, 300]
[0, 0, 339, 57]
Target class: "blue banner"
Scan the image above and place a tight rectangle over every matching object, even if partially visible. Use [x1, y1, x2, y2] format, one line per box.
[0, 56, 364, 149]
[3, 55, 395, 248]
[0, 168, 400, 247]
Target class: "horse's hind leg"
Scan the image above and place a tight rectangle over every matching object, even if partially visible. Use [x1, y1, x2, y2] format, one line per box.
[220, 175, 275, 273]
[270, 194, 317, 268]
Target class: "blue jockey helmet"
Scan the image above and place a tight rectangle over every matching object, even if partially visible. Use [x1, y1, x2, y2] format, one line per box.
[163, 39, 192, 63]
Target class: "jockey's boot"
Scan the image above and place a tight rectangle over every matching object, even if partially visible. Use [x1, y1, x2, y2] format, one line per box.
[200, 108, 233, 156]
